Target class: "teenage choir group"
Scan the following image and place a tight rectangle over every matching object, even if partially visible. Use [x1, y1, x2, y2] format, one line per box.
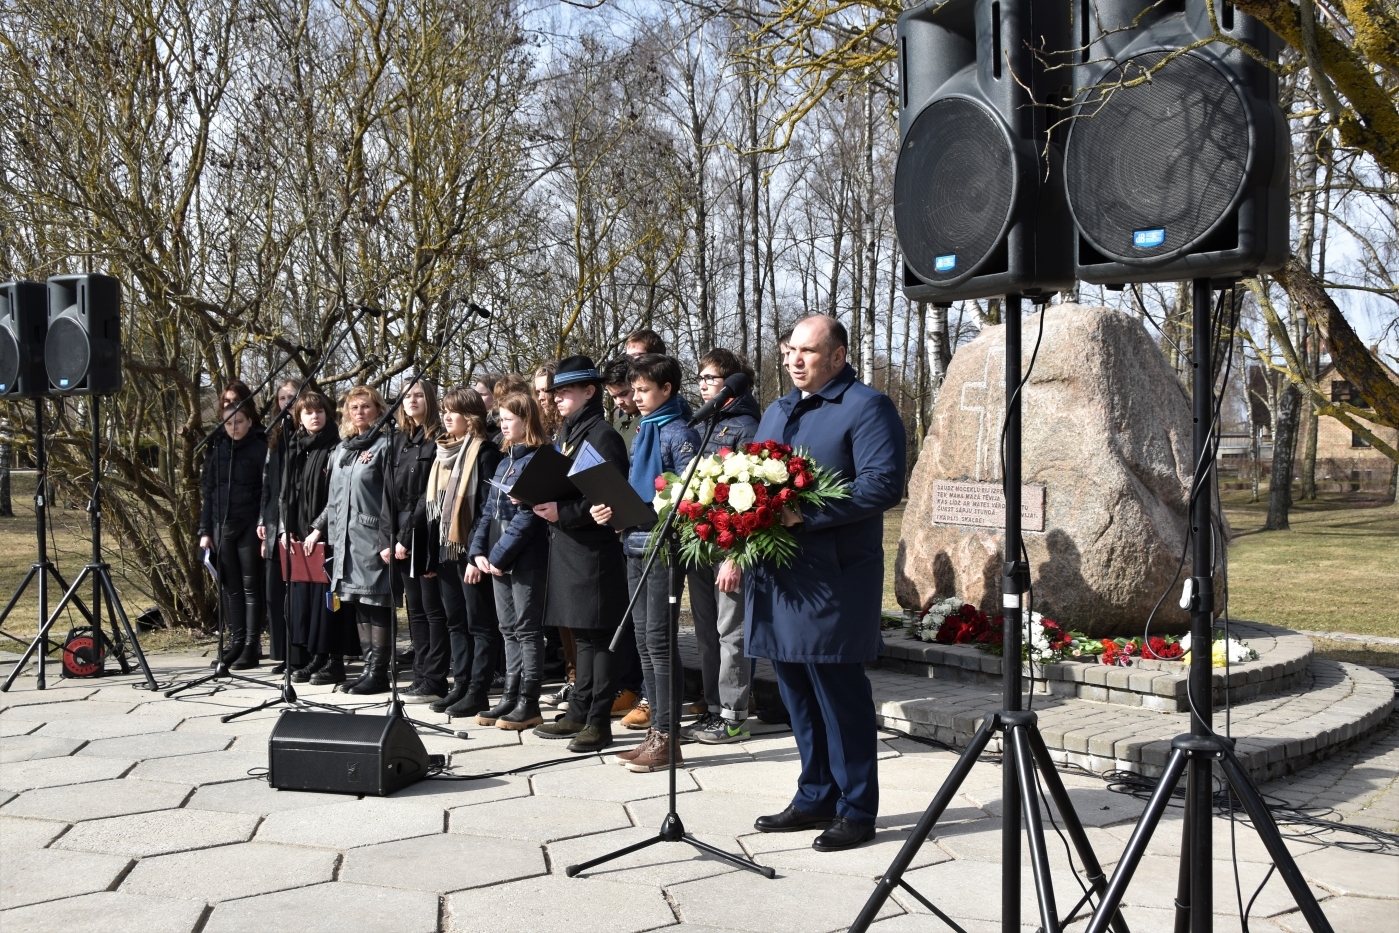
[198, 330, 765, 772]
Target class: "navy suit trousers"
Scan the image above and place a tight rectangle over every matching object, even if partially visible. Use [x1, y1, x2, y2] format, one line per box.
[771, 660, 879, 824]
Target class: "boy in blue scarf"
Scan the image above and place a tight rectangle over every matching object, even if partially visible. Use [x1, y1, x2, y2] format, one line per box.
[591, 353, 699, 772]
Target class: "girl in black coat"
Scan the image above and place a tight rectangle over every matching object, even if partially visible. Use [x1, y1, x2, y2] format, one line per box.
[198, 400, 268, 669]
[379, 380, 448, 702]
[427, 386, 503, 717]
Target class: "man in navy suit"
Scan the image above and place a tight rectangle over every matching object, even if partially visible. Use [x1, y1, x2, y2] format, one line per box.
[746, 314, 907, 851]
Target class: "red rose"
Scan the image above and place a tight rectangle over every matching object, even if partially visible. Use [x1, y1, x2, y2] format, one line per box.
[787, 457, 806, 473]
[793, 472, 809, 489]
[743, 512, 761, 534]
[745, 443, 762, 456]
[754, 483, 768, 502]
[713, 511, 731, 530]
[717, 530, 736, 549]
[695, 523, 713, 541]
[776, 487, 795, 504]
[717, 447, 732, 458]
[714, 483, 730, 503]
[755, 506, 773, 527]
[654, 476, 668, 491]
[763, 439, 778, 453]
[773, 443, 792, 456]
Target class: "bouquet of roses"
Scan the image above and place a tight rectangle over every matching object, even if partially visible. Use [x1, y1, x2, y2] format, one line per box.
[650, 440, 849, 570]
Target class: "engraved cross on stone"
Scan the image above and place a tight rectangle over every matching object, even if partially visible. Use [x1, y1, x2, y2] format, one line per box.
[958, 347, 1005, 482]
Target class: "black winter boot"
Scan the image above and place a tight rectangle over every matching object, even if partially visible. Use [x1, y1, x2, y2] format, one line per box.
[429, 681, 469, 714]
[445, 687, 490, 718]
[497, 679, 544, 731]
[347, 624, 391, 695]
[293, 654, 329, 683]
[309, 655, 345, 685]
[340, 622, 375, 693]
[477, 674, 519, 726]
[231, 618, 261, 669]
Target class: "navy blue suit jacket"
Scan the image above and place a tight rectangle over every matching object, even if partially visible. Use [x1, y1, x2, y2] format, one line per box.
[745, 364, 906, 663]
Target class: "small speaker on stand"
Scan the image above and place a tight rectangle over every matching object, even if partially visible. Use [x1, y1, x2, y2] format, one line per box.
[0, 281, 48, 398]
[45, 273, 122, 396]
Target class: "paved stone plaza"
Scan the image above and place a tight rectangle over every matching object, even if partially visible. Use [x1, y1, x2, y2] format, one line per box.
[1, 652, 1396, 933]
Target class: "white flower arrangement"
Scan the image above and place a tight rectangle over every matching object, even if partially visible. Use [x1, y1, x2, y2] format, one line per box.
[1179, 632, 1258, 667]
[911, 597, 964, 641]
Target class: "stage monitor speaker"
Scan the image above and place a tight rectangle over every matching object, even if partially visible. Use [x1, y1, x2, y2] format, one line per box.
[1064, 0, 1289, 284]
[268, 711, 431, 796]
[0, 281, 48, 397]
[895, 0, 1074, 303]
[45, 273, 122, 396]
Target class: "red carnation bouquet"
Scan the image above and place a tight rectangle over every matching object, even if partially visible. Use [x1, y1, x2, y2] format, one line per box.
[650, 440, 849, 570]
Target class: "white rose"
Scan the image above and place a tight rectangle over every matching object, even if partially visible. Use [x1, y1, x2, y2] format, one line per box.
[727, 482, 756, 512]
[762, 458, 789, 484]
[698, 478, 716, 506]
[652, 493, 668, 512]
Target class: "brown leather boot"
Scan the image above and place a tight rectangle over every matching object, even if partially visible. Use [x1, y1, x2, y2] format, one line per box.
[624, 731, 682, 773]
[615, 729, 654, 764]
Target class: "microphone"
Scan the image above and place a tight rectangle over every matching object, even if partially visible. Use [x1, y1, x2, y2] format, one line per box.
[688, 372, 751, 426]
[468, 303, 491, 319]
[287, 342, 318, 357]
[355, 304, 384, 317]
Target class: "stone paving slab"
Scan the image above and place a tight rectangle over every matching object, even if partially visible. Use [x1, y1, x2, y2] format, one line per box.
[185, 776, 371, 814]
[127, 747, 266, 786]
[1275, 895, 1398, 932]
[448, 792, 631, 842]
[444, 875, 677, 933]
[0, 891, 207, 933]
[203, 881, 439, 933]
[36, 713, 186, 740]
[740, 825, 954, 878]
[341, 831, 547, 892]
[0, 846, 133, 909]
[255, 796, 445, 849]
[0, 734, 84, 762]
[1, 777, 192, 822]
[53, 806, 259, 856]
[670, 868, 904, 932]
[74, 730, 231, 760]
[0, 687, 100, 708]
[1, 699, 142, 720]
[0, 718, 41, 737]
[531, 757, 700, 801]
[0, 814, 68, 848]
[120, 840, 338, 902]
[0, 754, 135, 791]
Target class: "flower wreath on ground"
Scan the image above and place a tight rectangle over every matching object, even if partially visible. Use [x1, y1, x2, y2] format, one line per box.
[650, 440, 849, 570]
[909, 598, 1257, 667]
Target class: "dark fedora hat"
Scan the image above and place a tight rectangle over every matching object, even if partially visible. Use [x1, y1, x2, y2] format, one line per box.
[552, 355, 601, 388]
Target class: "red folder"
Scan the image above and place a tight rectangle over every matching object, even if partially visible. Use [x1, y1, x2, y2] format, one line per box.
[279, 541, 329, 584]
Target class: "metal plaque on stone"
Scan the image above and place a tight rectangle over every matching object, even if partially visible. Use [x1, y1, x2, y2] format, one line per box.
[930, 480, 1046, 532]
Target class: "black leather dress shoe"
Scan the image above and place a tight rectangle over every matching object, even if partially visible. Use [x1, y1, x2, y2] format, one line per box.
[754, 805, 836, 833]
[812, 818, 876, 852]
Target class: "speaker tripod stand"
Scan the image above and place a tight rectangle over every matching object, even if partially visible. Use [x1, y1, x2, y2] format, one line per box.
[851, 295, 1125, 933]
[566, 391, 773, 880]
[1078, 281, 1332, 933]
[3, 399, 155, 692]
[0, 400, 98, 685]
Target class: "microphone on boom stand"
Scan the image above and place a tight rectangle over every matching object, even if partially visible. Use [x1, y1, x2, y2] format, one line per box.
[687, 372, 749, 427]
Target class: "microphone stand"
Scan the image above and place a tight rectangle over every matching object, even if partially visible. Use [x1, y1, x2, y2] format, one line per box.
[566, 401, 774, 880]
[216, 304, 380, 722]
[356, 302, 489, 740]
[192, 339, 313, 456]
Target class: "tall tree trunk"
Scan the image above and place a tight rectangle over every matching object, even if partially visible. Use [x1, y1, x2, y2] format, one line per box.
[736, 137, 747, 359]
[1266, 383, 1302, 530]
[929, 302, 951, 400]
[915, 302, 928, 449]
[860, 80, 877, 385]
[826, 190, 846, 320]
[750, 70, 762, 370]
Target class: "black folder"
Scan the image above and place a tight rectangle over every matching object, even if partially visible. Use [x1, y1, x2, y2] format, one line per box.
[568, 461, 656, 531]
[505, 445, 579, 508]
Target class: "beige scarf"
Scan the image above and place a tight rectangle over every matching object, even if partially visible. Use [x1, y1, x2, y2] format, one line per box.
[427, 434, 484, 557]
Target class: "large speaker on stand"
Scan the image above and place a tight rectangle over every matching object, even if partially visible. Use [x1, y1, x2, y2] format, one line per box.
[1065, 0, 1289, 283]
[0, 281, 48, 398]
[895, 0, 1074, 302]
[45, 273, 122, 396]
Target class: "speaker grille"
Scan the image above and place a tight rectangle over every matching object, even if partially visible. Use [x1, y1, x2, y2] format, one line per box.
[0, 327, 18, 393]
[45, 314, 89, 390]
[1066, 51, 1249, 263]
[895, 98, 1015, 283]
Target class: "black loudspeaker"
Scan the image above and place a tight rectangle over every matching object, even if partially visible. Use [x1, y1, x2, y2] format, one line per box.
[1065, 0, 1289, 283]
[0, 281, 48, 397]
[45, 273, 122, 396]
[268, 711, 431, 796]
[895, 0, 1074, 302]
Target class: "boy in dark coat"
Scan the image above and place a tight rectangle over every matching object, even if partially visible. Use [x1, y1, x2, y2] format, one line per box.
[747, 315, 906, 852]
[530, 356, 631, 753]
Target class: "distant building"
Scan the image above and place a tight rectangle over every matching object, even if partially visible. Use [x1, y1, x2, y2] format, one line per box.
[1314, 363, 1398, 493]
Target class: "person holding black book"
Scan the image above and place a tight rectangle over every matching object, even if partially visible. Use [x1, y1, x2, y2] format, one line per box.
[588, 353, 699, 771]
[470, 392, 551, 730]
[529, 356, 630, 753]
[198, 395, 268, 670]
